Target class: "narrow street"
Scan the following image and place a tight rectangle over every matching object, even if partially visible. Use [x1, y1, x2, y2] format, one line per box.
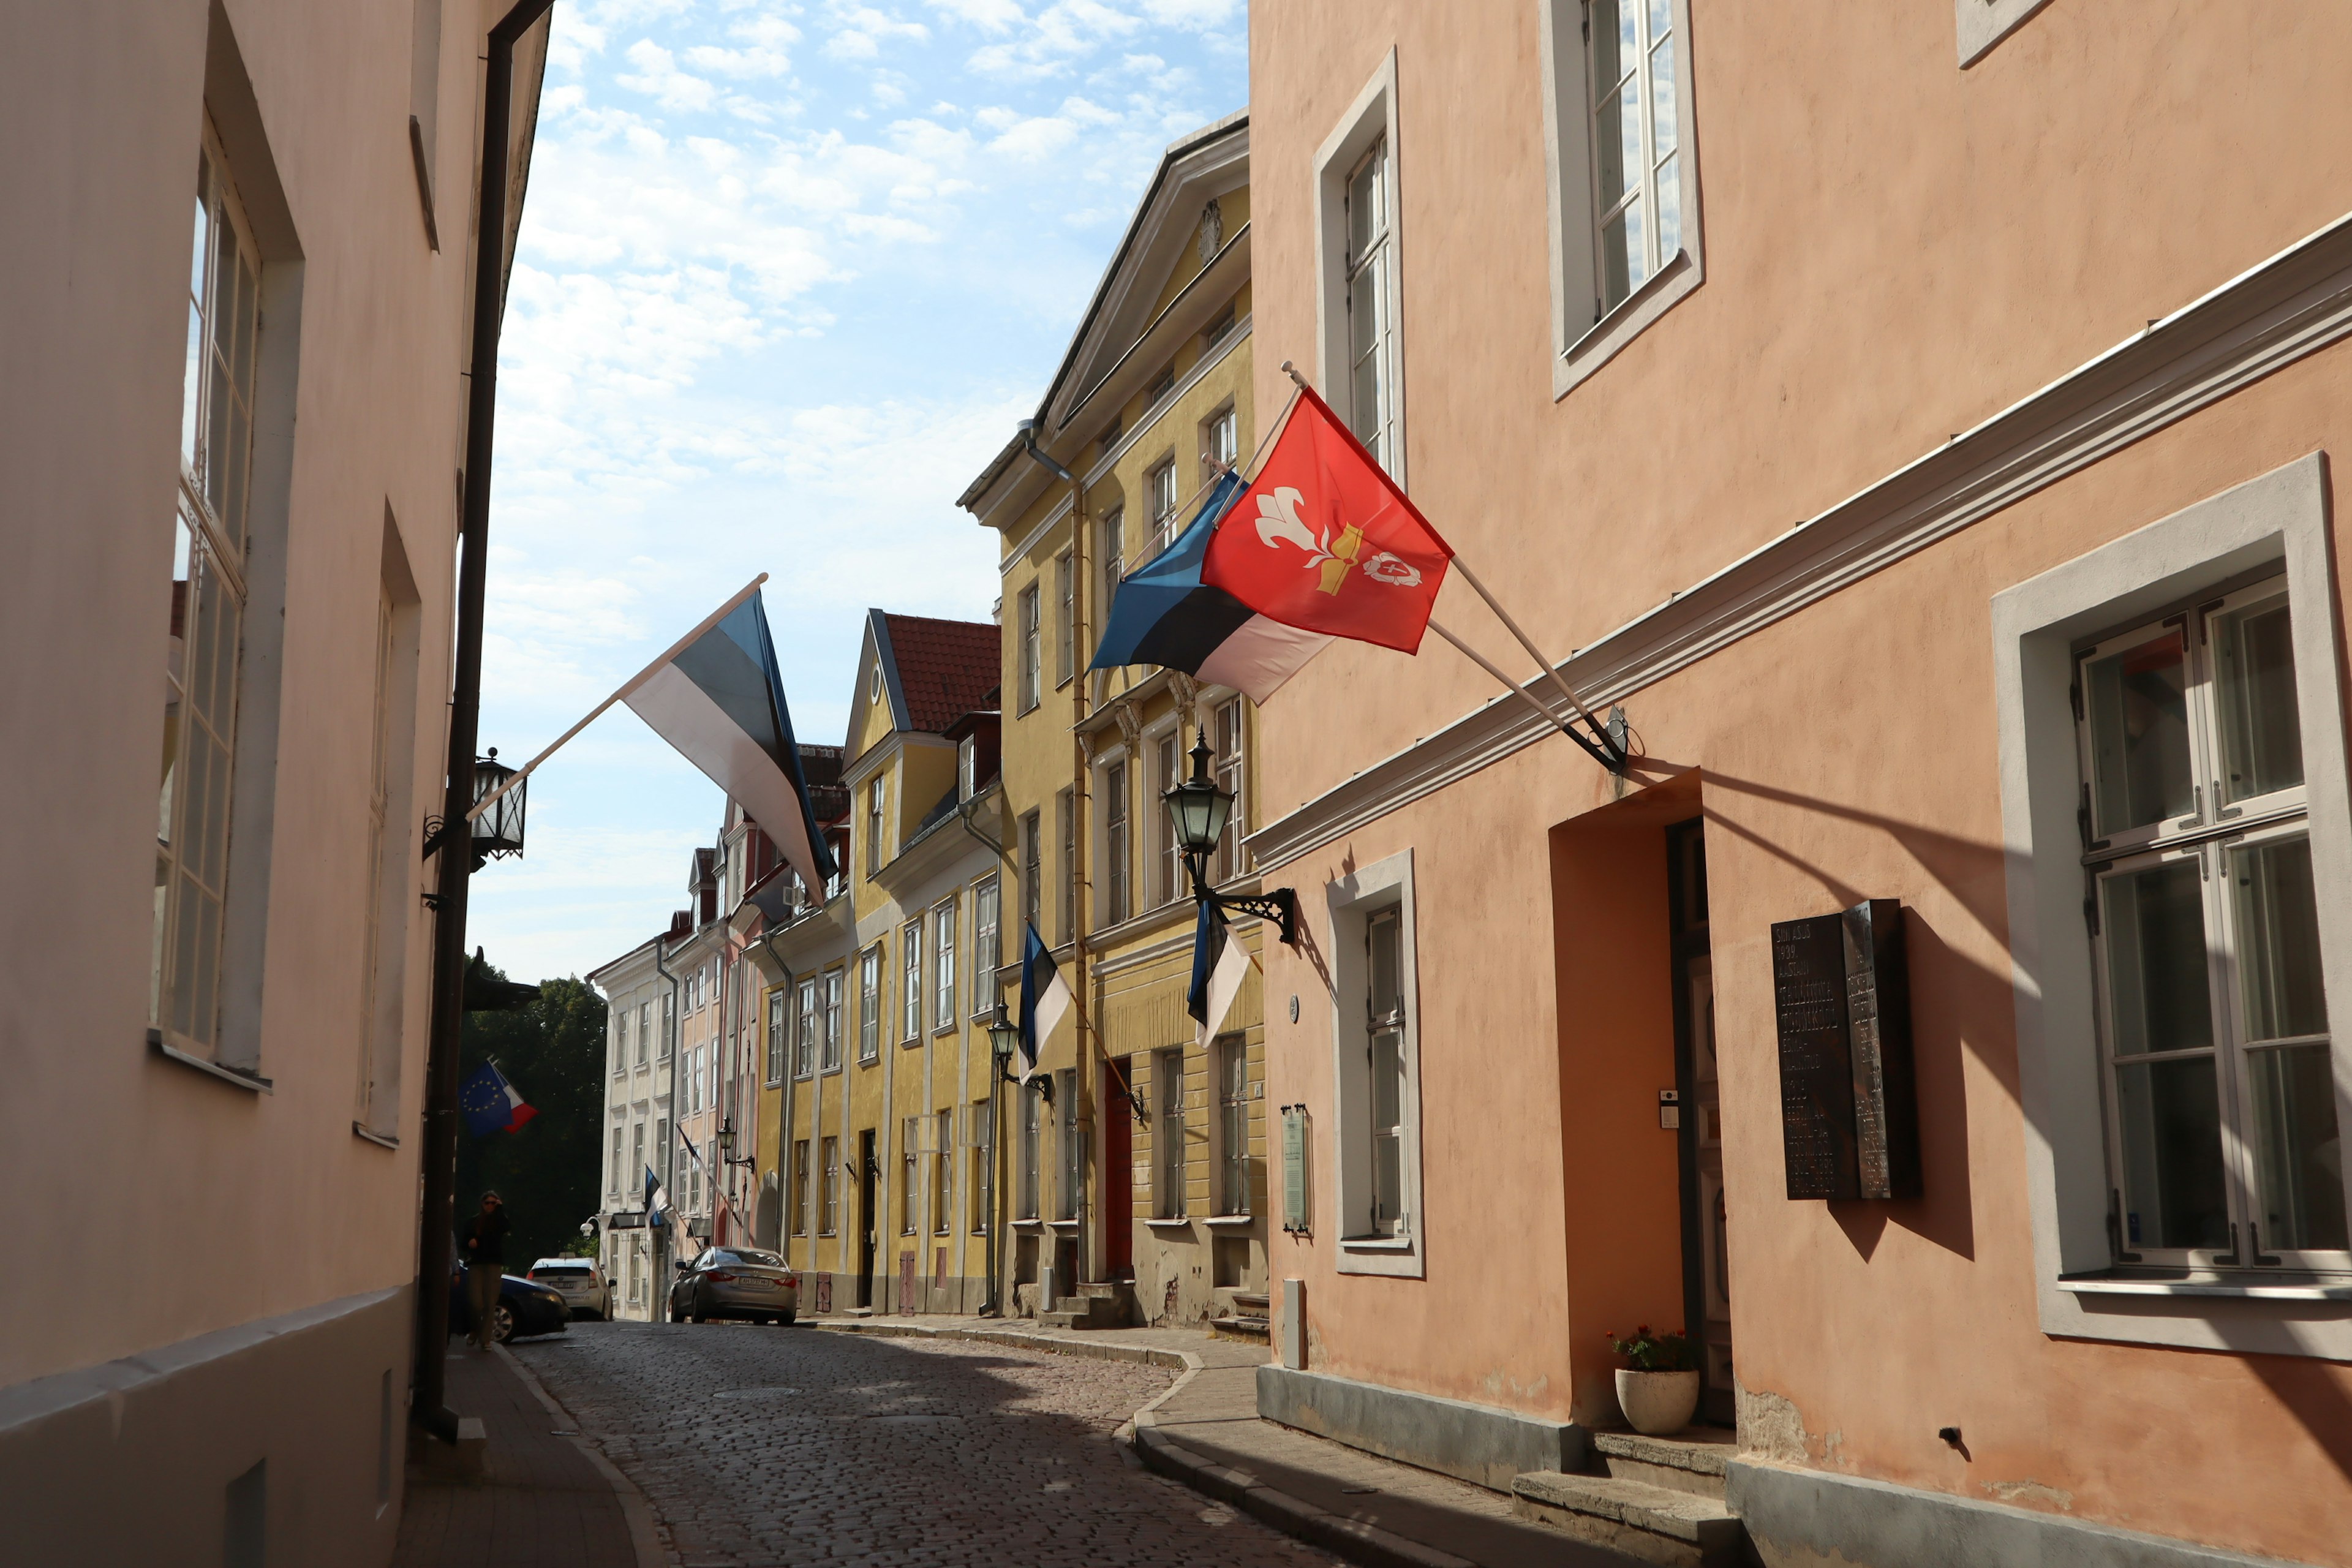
[509, 1324, 1344, 1568]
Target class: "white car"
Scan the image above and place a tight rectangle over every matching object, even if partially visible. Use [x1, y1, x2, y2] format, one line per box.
[526, 1257, 612, 1320]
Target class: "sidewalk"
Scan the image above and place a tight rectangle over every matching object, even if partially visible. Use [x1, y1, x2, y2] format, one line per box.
[392, 1341, 657, 1568]
[815, 1314, 1634, 1568]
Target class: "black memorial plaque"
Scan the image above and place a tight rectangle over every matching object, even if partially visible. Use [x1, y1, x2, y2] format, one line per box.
[1842, 900, 1921, 1200]
[1773, 912, 1858, 1200]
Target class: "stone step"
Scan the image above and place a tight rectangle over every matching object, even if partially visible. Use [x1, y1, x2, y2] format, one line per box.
[1207, 1316, 1270, 1343]
[1512, 1471, 1746, 1568]
[1591, 1428, 1734, 1501]
[1230, 1291, 1270, 1310]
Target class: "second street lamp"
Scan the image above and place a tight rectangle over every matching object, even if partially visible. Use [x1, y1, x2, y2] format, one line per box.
[1163, 733, 1297, 946]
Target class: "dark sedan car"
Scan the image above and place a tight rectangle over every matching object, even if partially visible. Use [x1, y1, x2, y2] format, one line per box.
[450, 1267, 570, 1344]
[669, 1246, 798, 1324]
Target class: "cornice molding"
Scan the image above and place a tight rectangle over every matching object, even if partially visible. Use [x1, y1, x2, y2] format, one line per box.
[1246, 206, 2352, 870]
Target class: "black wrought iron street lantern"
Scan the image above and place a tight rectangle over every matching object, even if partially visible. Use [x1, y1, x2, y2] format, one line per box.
[717, 1118, 755, 1170]
[471, 748, 527, 862]
[1163, 733, 1297, 945]
[988, 1003, 1022, 1077]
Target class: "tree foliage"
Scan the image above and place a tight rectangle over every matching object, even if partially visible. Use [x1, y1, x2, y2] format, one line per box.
[455, 958, 607, 1272]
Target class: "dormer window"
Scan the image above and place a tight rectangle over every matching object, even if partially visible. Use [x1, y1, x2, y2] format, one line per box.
[959, 736, 978, 802]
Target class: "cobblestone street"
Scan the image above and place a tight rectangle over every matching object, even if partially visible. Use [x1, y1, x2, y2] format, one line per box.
[511, 1323, 1344, 1567]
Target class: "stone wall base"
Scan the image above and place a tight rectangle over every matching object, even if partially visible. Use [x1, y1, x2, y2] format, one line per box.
[1255, 1363, 1587, 1493]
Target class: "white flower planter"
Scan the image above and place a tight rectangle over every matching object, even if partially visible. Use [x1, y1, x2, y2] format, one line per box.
[1615, 1368, 1700, 1436]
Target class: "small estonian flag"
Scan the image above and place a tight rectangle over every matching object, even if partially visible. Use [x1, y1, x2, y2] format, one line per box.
[1016, 922, 1073, 1082]
[459, 1060, 538, 1137]
[1186, 900, 1250, 1046]
[644, 1164, 666, 1223]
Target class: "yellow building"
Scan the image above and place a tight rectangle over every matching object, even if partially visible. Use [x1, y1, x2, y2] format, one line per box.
[748, 611, 1005, 1314]
[956, 112, 1270, 1328]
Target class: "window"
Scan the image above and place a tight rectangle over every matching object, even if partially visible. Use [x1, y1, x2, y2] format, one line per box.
[902, 1115, 920, 1234]
[970, 1099, 993, 1233]
[2076, 578, 2342, 1265]
[1019, 810, 1043, 943]
[354, 579, 411, 1136]
[632, 1003, 647, 1066]
[823, 965, 845, 1072]
[154, 132, 262, 1061]
[866, 778, 886, 876]
[1216, 1036, 1251, 1216]
[660, 995, 673, 1055]
[792, 1139, 810, 1235]
[611, 1125, 625, 1196]
[972, 875, 1000, 1017]
[1366, 908, 1408, 1236]
[1017, 583, 1042, 713]
[1342, 141, 1398, 472]
[901, 922, 922, 1042]
[655, 1117, 668, 1185]
[1145, 364, 1176, 407]
[858, 946, 880, 1063]
[933, 900, 958, 1030]
[766, 990, 786, 1084]
[1201, 404, 1238, 485]
[408, 0, 443, 240]
[934, 1109, 954, 1235]
[1019, 1085, 1042, 1220]
[821, 1135, 840, 1234]
[1056, 788, 1076, 945]
[1102, 760, 1130, 926]
[1328, 849, 1422, 1275]
[1154, 733, 1183, 908]
[1101, 506, 1128, 614]
[613, 1013, 628, 1076]
[632, 1122, 646, 1189]
[1201, 303, 1236, 352]
[1098, 414, 1121, 451]
[1213, 699, 1246, 883]
[794, 978, 816, 1077]
[628, 1242, 643, 1303]
[1156, 1048, 1186, 1220]
[1146, 458, 1180, 559]
[1586, 0, 1680, 315]
[1055, 551, 1074, 686]
[1057, 1069, 1082, 1222]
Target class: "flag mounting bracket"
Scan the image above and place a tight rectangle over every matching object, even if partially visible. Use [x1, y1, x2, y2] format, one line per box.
[1195, 876, 1299, 948]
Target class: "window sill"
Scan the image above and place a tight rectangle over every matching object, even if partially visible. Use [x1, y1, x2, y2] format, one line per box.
[1047, 1218, 1081, 1229]
[1339, 1234, 1414, 1252]
[1144, 1216, 1194, 1229]
[1204, 1213, 1257, 1229]
[150, 1030, 273, 1093]
[1013, 1218, 1047, 1231]
[2058, 1270, 2352, 1302]
[1556, 249, 1698, 401]
[352, 1123, 399, 1150]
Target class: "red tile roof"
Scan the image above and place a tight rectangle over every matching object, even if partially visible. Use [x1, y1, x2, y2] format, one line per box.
[883, 614, 1000, 735]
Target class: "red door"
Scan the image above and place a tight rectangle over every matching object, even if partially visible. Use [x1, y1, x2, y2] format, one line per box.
[1104, 1061, 1134, 1281]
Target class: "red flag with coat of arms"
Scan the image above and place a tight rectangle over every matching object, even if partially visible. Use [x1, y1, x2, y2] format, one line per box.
[1201, 386, 1452, 654]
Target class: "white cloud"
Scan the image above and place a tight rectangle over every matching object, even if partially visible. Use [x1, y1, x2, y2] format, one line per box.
[925, 0, 1026, 29]
[616, 39, 717, 111]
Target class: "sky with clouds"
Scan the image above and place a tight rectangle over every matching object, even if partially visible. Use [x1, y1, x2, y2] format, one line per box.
[467, 0, 1246, 985]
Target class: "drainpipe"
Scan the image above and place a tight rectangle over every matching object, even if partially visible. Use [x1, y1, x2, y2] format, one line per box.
[655, 932, 682, 1300]
[414, 0, 556, 1444]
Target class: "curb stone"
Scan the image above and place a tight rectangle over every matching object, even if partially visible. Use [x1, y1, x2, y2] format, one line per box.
[495, 1344, 668, 1568]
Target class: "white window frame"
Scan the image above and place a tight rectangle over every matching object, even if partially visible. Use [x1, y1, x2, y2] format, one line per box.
[933, 897, 958, 1032]
[1149, 723, 1183, 910]
[1054, 551, 1074, 687]
[1101, 505, 1128, 619]
[794, 977, 817, 1079]
[902, 1114, 921, 1235]
[1539, 0, 1704, 399]
[1994, 454, 2352, 1359]
[823, 963, 846, 1072]
[901, 921, 923, 1043]
[858, 945, 880, 1063]
[1325, 848, 1424, 1277]
[971, 874, 1000, 1019]
[765, 989, 786, 1085]
[1145, 457, 1179, 560]
[1213, 1033, 1250, 1218]
[866, 777, 887, 876]
[792, 1138, 810, 1237]
[1200, 402, 1238, 489]
[1155, 1047, 1187, 1220]
[1098, 753, 1131, 929]
[612, 1014, 628, 1077]
[933, 1107, 954, 1236]
[821, 1134, 840, 1235]
[1313, 51, 1404, 488]
[1018, 582, 1042, 713]
[1211, 697, 1248, 884]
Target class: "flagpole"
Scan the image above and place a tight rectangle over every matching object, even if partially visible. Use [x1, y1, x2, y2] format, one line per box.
[1426, 616, 1624, 774]
[464, 573, 771, 823]
[1443, 556, 1616, 752]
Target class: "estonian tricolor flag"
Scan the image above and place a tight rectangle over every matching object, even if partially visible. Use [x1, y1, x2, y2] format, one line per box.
[620, 585, 837, 895]
[1089, 470, 1332, 702]
[1186, 900, 1250, 1046]
[1016, 922, 1073, 1082]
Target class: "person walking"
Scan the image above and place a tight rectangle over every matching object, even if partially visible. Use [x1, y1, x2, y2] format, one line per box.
[461, 1189, 511, 1348]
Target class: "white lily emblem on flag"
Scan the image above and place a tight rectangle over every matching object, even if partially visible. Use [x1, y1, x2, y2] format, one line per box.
[1254, 487, 1331, 567]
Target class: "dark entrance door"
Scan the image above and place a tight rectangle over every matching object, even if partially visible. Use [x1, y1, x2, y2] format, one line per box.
[1103, 1060, 1134, 1281]
[856, 1128, 877, 1309]
[1667, 821, 1733, 1426]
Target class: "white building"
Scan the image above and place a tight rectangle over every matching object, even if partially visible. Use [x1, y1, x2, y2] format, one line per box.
[587, 927, 677, 1322]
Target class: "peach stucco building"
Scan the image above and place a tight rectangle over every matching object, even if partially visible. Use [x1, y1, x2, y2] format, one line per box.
[1245, 4, 2352, 1564]
[0, 2, 545, 1561]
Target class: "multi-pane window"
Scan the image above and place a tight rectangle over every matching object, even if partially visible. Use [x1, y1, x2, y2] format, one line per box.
[155, 135, 262, 1057]
[1213, 699, 1246, 884]
[1103, 760, 1130, 926]
[970, 1099, 993, 1232]
[901, 922, 923, 1042]
[1343, 138, 1398, 472]
[1019, 812, 1042, 942]
[1202, 404, 1238, 483]
[823, 965, 845, 1071]
[791, 1139, 810, 1236]
[632, 1122, 646, 1191]
[1055, 552, 1074, 686]
[820, 1135, 840, 1234]
[1217, 1036, 1250, 1216]
[933, 899, 958, 1030]
[613, 1013, 628, 1076]
[1101, 508, 1126, 624]
[972, 875, 1000, 1018]
[794, 978, 817, 1077]
[866, 778, 886, 876]
[1146, 458, 1179, 559]
[1057, 1069, 1082, 1223]
[660, 995, 673, 1055]
[611, 1126, 625, 1195]
[1156, 1047, 1186, 1219]
[1056, 788, 1076, 945]
[1366, 907, 1408, 1236]
[902, 1115, 921, 1235]
[1019, 1085, 1042, 1220]
[1588, 0, 1682, 315]
[766, 990, 786, 1083]
[655, 1117, 669, 1186]
[2078, 576, 2343, 1265]
[859, 946, 881, 1063]
[1017, 584, 1041, 712]
[934, 1109, 954, 1234]
[632, 1001, 647, 1065]
[1155, 733, 1183, 907]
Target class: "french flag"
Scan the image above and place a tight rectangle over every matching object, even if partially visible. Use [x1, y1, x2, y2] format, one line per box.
[1088, 470, 1332, 703]
[460, 1061, 537, 1137]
